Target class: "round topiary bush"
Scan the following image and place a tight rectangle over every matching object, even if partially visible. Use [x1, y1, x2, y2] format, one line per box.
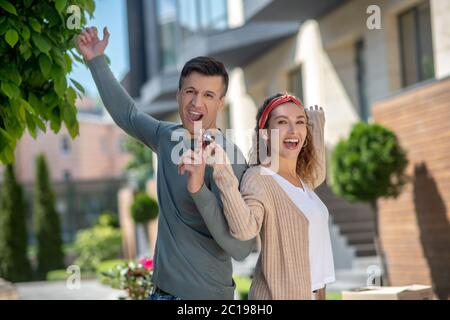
[130, 192, 158, 224]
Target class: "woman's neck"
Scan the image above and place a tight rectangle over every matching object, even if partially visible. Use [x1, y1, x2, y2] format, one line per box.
[277, 157, 298, 178]
[264, 156, 302, 188]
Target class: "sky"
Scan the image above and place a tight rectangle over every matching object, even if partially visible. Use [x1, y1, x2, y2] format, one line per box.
[70, 0, 129, 97]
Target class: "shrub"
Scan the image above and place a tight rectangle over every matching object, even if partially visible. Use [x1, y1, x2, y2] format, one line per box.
[0, 164, 32, 282]
[94, 211, 120, 229]
[73, 224, 122, 272]
[34, 154, 64, 279]
[130, 192, 158, 224]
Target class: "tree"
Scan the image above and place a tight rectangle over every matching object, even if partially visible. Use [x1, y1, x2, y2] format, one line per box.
[0, 164, 32, 282]
[33, 154, 64, 278]
[331, 122, 408, 285]
[0, 0, 95, 164]
[124, 136, 154, 191]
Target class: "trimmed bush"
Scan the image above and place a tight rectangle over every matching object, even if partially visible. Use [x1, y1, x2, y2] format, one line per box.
[331, 122, 408, 285]
[0, 164, 32, 282]
[130, 192, 158, 224]
[34, 154, 64, 279]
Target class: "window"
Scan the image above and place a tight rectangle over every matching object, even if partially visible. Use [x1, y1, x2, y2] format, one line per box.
[398, 1, 435, 87]
[63, 170, 71, 181]
[157, 0, 178, 72]
[61, 136, 71, 155]
[356, 39, 369, 122]
[288, 66, 304, 103]
[199, 0, 227, 31]
[156, 0, 228, 72]
[179, 0, 199, 42]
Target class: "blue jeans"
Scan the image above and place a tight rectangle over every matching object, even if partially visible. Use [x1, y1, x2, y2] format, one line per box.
[148, 289, 181, 300]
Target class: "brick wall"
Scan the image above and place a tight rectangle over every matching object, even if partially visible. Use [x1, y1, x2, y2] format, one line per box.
[373, 77, 450, 300]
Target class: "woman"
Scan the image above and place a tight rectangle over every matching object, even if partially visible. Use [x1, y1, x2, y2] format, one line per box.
[206, 93, 335, 300]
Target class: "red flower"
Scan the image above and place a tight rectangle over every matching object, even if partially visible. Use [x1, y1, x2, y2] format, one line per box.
[139, 258, 154, 270]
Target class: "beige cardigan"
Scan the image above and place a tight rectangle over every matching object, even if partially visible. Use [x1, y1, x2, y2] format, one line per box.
[213, 109, 326, 300]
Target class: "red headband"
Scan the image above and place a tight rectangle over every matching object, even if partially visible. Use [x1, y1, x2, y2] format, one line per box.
[258, 94, 304, 129]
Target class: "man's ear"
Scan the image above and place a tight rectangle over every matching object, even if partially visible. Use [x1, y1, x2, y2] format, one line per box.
[176, 90, 180, 103]
[218, 96, 225, 111]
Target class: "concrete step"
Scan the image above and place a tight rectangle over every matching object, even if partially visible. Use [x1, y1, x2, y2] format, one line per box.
[346, 232, 376, 246]
[332, 213, 374, 223]
[354, 243, 377, 257]
[338, 221, 375, 234]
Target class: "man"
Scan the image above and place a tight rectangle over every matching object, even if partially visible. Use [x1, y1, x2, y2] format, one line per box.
[77, 27, 255, 300]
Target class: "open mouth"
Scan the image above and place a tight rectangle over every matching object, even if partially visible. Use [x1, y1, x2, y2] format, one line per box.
[188, 110, 204, 122]
[283, 138, 300, 150]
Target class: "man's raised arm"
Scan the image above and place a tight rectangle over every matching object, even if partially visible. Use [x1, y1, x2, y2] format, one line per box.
[77, 27, 160, 151]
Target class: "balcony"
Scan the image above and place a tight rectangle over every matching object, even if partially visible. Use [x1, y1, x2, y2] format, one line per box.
[244, 0, 346, 22]
[139, 21, 300, 114]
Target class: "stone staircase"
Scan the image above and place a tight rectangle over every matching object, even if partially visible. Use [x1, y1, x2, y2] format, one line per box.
[315, 183, 377, 257]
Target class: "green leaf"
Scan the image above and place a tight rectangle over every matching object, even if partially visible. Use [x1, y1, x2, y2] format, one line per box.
[3, 64, 22, 86]
[55, 0, 67, 13]
[85, 0, 96, 16]
[5, 29, 18, 47]
[66, 121, 79, 138]
[62, 103, 77, 126]
[1, 81, 20, 99]
[0, 20, 9, 35]
[64, 53, 72, 72]
[0, 0, 17, 15]
[70, 78, 85, 94]
[20, 98, 36, 115]
[29, 18, 41, 33]
[12, 99, 26, 122]
[24, 0, 33, 8]
[19, 43, 32, 60]
[70, 50, 85, 64]
[50, 107, 62, 133]
[66, 87, 77, 105]
[0, 127, 14, 142]
[21, 25, 31, 41]
[39, 54, 52, 78]
[34, 115, 46, 132]
[29, 92, 46, 117]
[51, 66, 67, 97]
[26, 112, 37, 139]
[32, 33, 51, 53]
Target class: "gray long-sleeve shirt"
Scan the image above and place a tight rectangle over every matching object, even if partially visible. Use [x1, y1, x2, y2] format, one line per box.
[87, 55, 255, 300]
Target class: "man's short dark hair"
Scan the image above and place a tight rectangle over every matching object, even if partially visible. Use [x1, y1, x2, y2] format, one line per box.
[179, 56, 229, 97]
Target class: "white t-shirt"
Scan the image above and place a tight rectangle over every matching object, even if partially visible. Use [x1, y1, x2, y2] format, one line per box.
[261, 167, 336, 291]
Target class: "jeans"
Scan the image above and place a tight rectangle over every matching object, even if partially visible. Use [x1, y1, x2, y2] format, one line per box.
[148, 289, 182, 300]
